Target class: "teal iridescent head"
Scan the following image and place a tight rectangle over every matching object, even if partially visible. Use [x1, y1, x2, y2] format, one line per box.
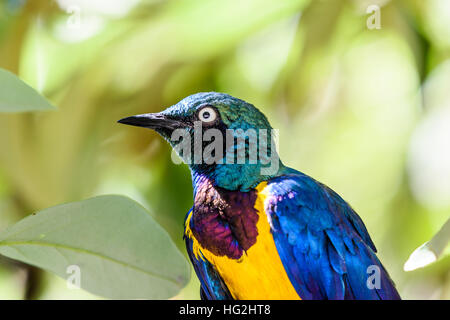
[118, 92, 284, 191]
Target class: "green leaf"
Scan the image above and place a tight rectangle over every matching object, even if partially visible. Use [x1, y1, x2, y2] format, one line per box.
[0, 195, 190, 299]
[404, 218, 450, 271]
[0, 68, 55, 112]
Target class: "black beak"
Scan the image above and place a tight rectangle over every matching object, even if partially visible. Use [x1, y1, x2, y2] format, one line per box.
[117, 113, 183, 130]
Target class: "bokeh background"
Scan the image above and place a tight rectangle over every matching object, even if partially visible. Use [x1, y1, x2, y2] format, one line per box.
[0, 0, 449, 299]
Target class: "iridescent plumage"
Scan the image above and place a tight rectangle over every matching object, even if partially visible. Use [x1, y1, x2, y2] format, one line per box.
[118, 92, 401, 300]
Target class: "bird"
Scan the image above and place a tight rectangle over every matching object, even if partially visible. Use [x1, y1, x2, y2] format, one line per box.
[118, 92, 401, 300]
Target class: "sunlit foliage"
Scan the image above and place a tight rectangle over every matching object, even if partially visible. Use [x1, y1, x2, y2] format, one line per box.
[0, 0, 449, 299]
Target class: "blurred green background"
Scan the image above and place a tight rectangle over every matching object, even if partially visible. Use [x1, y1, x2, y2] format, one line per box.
[0, 0, 449, 299]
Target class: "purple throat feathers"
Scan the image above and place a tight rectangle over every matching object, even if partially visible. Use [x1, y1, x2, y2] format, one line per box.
[190, 180, 260, 259]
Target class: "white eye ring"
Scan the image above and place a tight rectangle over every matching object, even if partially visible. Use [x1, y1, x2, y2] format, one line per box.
[198, 107, 217, 123]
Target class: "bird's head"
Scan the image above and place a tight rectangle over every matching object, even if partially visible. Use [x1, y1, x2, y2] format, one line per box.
[118, 92, 284, 191]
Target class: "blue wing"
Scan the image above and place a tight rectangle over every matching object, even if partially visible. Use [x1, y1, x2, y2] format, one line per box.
[184, 209, 233, 300]
[265, 170, 400, 300]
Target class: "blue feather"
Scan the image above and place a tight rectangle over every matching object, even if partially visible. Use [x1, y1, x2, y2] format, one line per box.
[265, 170, 400, 300]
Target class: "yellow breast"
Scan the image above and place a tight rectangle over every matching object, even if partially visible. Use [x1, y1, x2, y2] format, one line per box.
[185, 182, 300, 300]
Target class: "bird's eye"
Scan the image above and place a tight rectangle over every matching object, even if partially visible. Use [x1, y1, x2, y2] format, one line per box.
[198, 107, 217, 123]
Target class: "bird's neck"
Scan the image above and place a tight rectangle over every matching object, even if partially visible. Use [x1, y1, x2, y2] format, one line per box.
[191, 160, 286, 193]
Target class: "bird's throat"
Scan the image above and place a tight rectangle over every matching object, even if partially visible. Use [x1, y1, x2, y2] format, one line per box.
[190, 176, 259, 259]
